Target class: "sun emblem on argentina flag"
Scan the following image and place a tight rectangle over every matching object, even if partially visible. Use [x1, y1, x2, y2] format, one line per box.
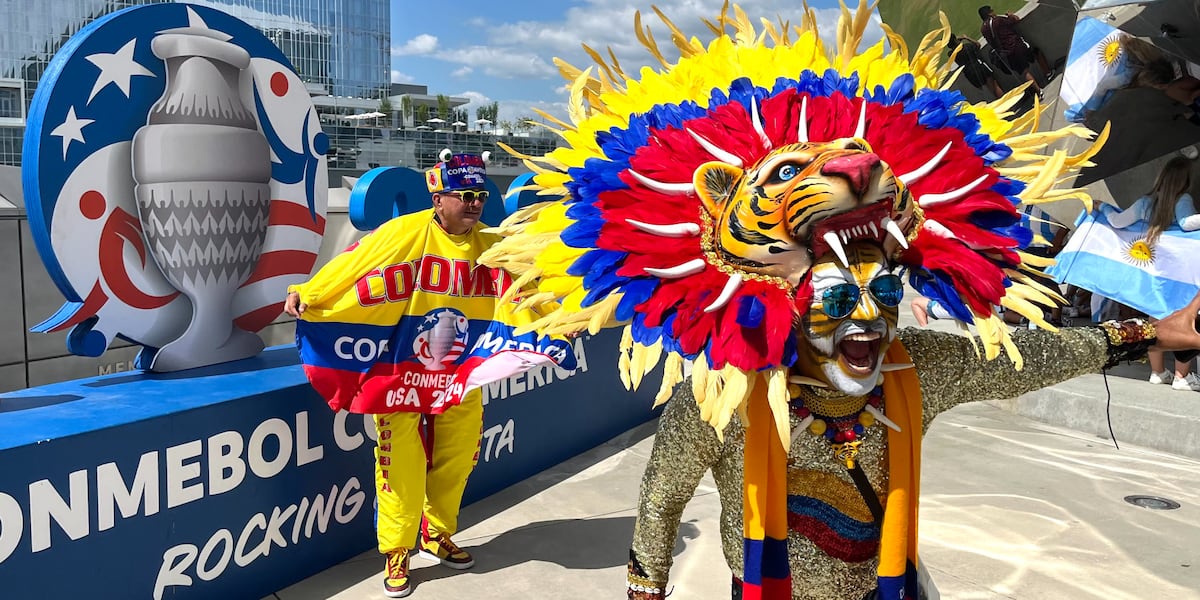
[1123, 238, 1155, 267]
[1098, 32, 1124, 67]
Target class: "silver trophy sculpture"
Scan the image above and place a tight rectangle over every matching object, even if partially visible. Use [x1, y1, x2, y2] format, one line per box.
[132, 23, 271, 371]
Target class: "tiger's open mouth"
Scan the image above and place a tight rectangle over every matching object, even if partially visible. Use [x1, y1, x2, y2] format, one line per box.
[808, 201, 899, 264]
[836, 330, 882, 375]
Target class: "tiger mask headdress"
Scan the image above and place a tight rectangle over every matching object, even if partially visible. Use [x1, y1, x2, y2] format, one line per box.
[695, 137, 916, 287]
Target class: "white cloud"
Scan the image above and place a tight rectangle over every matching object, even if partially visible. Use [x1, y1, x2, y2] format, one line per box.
[452, 66, 475, 78]
[391, 70, 415, 83]
[392, 33, 439, 56]
[483, 1, 885, 80]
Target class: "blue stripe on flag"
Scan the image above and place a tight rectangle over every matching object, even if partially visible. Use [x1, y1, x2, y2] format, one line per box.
[743, 536, 791, 584]
[1047, 210, 1200, 319]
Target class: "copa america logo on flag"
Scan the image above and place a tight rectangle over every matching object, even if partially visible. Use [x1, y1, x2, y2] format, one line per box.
[22, 3, 329, 372]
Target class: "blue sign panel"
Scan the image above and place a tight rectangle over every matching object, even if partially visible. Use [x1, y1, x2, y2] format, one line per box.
[0, 330, 661, 598]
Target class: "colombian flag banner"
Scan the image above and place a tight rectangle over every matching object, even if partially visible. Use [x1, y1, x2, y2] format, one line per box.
[291, 208, 577, 414]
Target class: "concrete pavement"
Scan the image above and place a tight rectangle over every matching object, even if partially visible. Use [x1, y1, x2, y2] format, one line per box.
[270, 401, 1200, 600]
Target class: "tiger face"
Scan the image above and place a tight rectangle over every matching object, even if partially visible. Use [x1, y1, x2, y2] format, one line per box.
[793, 243, 901, 396]
[694, 138, 911, 286]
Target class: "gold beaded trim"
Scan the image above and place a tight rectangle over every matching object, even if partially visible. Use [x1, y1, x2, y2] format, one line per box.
[697, 206, 793, 291]
[1099, 319, 1156, 346]
[789, 385, 869, 417]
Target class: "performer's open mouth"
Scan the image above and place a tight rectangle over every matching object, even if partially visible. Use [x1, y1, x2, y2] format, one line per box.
[836, 331, 882, 375]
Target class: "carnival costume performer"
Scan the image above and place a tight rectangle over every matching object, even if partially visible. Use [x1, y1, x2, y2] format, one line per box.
[477, 3, 1200, 599]
[286, 151, 574, 598]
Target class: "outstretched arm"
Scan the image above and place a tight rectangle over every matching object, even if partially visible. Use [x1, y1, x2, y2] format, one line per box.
[628, 383, 729, 599]
[903, 293, 1200, 428]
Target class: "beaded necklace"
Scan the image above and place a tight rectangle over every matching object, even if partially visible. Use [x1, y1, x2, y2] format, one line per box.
[789, 384, 882, 468]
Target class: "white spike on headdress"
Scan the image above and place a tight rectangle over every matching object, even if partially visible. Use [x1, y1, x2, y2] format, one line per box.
[791, 415, 815, 446]
[788, 375, 829, 387]
[918, 174, 988, 206]
[797, 96, 809, 143]
[897, 142, 951, 186]
[626, 218, 700, 237]
[853, 99, 868, 140]
[865, 404, 902, 432]
[687, 127, 743, 167]
[644, 258, 707, 278]
[751, 96, 771, 149]
[880, 362, 915, 371]
[703, 273, 743, 313]
[628, 170, 694, 194]
[822, 231, 850, 269]
[881, 217, 909, 250]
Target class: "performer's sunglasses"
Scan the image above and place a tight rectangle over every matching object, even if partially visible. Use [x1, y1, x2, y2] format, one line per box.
[445, 190, 489, 204]
[821, 274, 905, 319]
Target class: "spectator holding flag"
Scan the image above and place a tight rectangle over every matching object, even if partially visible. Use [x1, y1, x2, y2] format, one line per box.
[1102, 156, 1200, 390]
[284, 150, 576, 597]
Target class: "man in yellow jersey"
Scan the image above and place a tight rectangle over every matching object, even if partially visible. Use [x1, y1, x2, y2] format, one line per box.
[285, 150, 496, 597]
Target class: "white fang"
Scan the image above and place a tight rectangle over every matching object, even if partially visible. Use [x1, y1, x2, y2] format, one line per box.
[644, 258, 706, 278]
[822, 231, 850, 268]
[853, 99, 868, 139]
[865, 404, 901, 432]
[797, 96, 809, 143]
[880, 362, 915, 371]
[687, 127, 743, 167]
[628, 170, 694, 194]
[703, 273, 744, 313]
[792, 415, 815, 446]
[897, 142, 952, 186]
[918, 174, 988, 206]
[751, 95, 772, 149]
[882, 217, 909, 250]
[626, 218, 701, 237]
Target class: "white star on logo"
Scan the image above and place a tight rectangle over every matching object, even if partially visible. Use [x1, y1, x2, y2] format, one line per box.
[84, 39, 155, 104]
[50, 106, 94, 159]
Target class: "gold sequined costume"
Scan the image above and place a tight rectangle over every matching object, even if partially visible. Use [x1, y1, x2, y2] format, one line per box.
[631, 326, 1117, 600]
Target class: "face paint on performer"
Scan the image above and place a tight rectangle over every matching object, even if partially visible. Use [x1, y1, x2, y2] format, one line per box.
[794, 242, 903, 396]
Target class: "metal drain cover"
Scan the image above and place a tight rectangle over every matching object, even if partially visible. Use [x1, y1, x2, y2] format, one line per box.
[1124, 495, 1181, 510]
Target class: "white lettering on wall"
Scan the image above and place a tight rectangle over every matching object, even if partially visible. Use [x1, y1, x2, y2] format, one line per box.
[207, 431, 245, 497]
[247, 418, 292, 479]
[0, 492, 23, 563]
[29, 470, 88, 552]
[152, 477, 365, 600]
[97, 451, 160, 531]
[166, 440, 204, 509]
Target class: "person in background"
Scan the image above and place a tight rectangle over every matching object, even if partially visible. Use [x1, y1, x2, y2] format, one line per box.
[1105, 156, 1200, 390]
[979, 5, 1053, 96]
[948, 34, 1005, 99]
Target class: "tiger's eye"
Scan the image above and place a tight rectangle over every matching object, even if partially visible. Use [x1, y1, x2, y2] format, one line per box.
[777, 164, 797, 181]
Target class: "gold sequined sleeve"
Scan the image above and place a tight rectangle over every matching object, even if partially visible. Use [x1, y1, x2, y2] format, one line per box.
[897, 326, 1111, 428]
[629, 387, 732, 588]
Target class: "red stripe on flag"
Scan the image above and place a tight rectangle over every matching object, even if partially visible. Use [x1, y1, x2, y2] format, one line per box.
[270, 201, 327, 234]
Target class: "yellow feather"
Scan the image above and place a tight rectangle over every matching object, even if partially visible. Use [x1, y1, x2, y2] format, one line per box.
[766, 369, 791, 451]
[654, 352, 684, 408]
[692, 353, 709, 407]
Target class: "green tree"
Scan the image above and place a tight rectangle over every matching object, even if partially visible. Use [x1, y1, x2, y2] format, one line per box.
[378, 95, 392, 128]
[399, 95, 413, 128]
[436, 94, 451, 121]
[415, 103, 430, 125]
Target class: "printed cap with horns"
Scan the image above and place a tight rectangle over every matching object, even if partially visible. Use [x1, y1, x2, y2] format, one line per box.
[426, 148, 492, 193]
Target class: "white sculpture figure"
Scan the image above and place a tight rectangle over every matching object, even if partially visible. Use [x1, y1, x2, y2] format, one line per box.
[132, 20, 271, 371]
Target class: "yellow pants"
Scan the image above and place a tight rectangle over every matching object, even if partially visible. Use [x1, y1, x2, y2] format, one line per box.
[374, 390, 483, 554]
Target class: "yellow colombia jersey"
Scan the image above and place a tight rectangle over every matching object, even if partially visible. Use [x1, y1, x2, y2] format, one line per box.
[291, 209, 576, 414]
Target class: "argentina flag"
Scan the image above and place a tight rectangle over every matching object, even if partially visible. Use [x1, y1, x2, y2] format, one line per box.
[1060, 17, 1133, 123]
[1047, 207, 1200, 319]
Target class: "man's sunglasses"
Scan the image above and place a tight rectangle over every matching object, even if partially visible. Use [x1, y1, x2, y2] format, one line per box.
[444, 190, 489, 204]
[820, 274, 905, 319]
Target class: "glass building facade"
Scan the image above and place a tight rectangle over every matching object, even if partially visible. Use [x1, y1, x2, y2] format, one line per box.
[0, 0, 389, 166]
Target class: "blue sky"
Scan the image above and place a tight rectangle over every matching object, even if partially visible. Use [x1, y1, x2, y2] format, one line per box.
[390, 0, 882, 127]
